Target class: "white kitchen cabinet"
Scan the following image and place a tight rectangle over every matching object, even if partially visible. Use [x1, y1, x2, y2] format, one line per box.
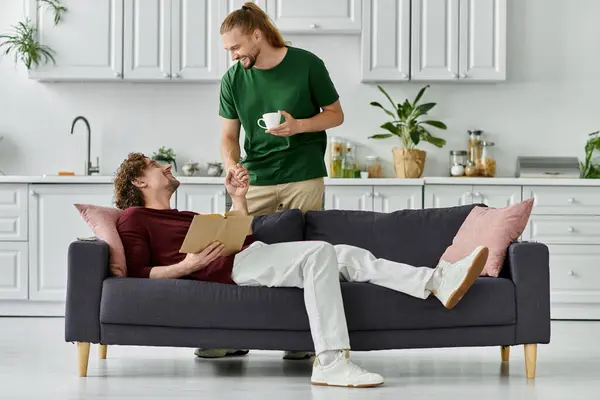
[0, 185, 28, 241]
[424, 184, 520, 208]
[28, 184, 115, 301]
[360, 0, 411, 82]
[459, 0, 506, 81]
[324, 185, 422, 212]
[411, 0, 460, 81]
[176, 185, 227, 214]
[123, 0, 171, 80]
[0, 242, 28, 300]
[372, 186, 423, 212]
[324, 186, 373, 211]
[266, 0, 362, 34]
[123, 0, 222, 81]
[26, 0, 124, 81]
[424, 184, 472, 208]
[171, 0, 222, 81]
[411, 0, 506, 82]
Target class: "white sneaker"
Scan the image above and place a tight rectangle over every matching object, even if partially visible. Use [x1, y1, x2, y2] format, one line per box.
[433, 246, 489, 309]
[311, 350, 384, 388]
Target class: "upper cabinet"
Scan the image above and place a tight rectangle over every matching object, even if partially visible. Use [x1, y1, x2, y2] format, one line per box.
[361, 0, 410, 82]
[26, 0, 124, 81]
[27, 0, 223, 82]
[266, 0, 362, 34]
[362, 0, 506, 82]
[123, 0, 222, 81]
[411, 0, 460, 81]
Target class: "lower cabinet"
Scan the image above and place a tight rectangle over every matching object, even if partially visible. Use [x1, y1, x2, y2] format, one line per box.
[0, 242, 28, 300]
[176, 184, 227, 214]
[28, 184, 115, 301]
[324, 185, 423, 211]
[424, 184, 521, 208]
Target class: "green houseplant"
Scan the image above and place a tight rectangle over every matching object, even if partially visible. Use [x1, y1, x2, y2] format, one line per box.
[0, 1, 67, 69]
[580, 130, 600, 179]
[152, 146, 177, 172]
[369, 85, 447, 178]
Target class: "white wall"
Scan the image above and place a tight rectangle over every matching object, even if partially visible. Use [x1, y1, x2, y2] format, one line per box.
[1, 0, 599, 178]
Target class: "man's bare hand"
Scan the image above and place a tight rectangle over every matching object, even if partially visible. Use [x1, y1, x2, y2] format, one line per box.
[226, 164, 250, 199]
[181, 242, 225, 274]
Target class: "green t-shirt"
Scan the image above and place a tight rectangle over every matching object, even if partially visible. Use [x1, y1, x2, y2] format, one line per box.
[219, 46, 339, 186]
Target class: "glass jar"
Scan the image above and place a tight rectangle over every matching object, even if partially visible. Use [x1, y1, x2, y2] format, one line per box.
[329, 137, 344, 178]
[449, 150, 468, 176]
[468, 130, 483, 173]
[480, 141, 496, 177]
[366, 155, 383, 178]
[465, 160, 478, 177]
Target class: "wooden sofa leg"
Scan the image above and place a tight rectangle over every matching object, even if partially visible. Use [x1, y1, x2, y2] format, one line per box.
[524, 344, 537, 379]
[501, 346, 510, 362]
[78, 342, 91, 377]
[99, 344, 107, 359]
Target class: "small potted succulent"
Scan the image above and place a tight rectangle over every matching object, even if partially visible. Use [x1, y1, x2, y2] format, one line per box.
[152, 146, 177, 173]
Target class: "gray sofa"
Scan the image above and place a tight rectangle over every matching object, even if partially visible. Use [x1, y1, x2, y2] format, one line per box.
[65, 204, 550, 379]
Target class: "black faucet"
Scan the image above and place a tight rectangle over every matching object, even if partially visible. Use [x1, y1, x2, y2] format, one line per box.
[70, 116, 100, 175]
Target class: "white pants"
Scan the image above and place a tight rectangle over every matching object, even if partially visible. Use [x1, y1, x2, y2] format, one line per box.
[231, 240, 436, 355]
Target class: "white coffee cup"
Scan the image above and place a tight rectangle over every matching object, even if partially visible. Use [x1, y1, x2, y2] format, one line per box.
[257, 112, 282, 130]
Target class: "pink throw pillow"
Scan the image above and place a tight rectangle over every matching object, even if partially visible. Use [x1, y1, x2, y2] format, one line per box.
[74, 204, 126, 277]
[440, 198, 534, 277]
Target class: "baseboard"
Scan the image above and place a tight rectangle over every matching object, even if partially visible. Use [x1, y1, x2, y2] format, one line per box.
[0, 301, 65, 316]
[551, 303, 600, 320]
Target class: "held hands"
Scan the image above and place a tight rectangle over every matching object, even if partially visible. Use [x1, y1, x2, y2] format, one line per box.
[225, 163, 250, 198]
[266, 110, 301, 137]
[182, 242, 225, 274]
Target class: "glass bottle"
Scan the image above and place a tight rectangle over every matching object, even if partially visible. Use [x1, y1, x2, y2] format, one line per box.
[480, 141, 496, 177]
[366, 155, 383, 178]
[329, 137, 344, 178]
[342, 142, 357, 178]
[468, 130, 483, 176]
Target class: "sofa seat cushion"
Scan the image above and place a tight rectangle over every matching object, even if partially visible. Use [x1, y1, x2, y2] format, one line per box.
[100, 276, 515, 331]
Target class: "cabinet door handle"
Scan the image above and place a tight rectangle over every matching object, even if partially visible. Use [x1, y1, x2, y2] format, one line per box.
[474, 192, 482, 198]
[309, 23, 318, 29]
[219, 190, 226, 196]
[114, 72, 122, 78]
[30, 190, 36, 196]
[373, 192, 381, 198]
[568, 270, 575, 276]
[460, 73, 467, 79]
[365, 192, 372, 197]
[401, 73, 408, 79]
[567, 226, 575, 233]
[568, 197, 575, 204]
[163, 73, 171, 78]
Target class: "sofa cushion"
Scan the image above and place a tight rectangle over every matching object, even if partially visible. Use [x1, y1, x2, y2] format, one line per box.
[441, 199, 535, 277]
[251, 208, 305, 244]
[100, 277, 515, 331]
[304, 205, 481, 268]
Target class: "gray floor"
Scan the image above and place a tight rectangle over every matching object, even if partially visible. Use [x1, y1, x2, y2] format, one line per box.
[1, 318, 598, 399]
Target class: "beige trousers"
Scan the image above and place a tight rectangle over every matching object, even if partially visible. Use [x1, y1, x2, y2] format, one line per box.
[245, 177, 324, 216]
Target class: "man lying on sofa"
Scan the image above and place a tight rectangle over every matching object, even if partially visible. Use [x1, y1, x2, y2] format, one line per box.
[114, 152, 489, 389]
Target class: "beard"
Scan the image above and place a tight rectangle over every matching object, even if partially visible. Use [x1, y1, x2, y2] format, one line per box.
[240, 46, 260, 69]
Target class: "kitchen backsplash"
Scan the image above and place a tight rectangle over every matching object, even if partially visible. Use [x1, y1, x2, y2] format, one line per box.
[1, 0, 599, 178]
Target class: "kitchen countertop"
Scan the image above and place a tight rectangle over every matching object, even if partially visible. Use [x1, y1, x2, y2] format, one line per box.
[0, 175, 599, 186]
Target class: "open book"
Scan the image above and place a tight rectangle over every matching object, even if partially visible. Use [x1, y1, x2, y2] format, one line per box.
[179, 210, 253, 256]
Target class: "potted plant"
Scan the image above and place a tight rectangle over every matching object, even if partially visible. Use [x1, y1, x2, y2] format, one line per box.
[152, 146, 177, 173]
[580, 130, 600, 179]
[368, 85, 447, 178]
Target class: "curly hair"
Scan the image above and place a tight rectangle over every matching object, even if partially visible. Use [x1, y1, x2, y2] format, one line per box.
[114, 152, 148, 210]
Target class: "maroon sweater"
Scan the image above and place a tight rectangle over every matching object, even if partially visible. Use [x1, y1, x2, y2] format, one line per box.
[116, 207, 254, 284]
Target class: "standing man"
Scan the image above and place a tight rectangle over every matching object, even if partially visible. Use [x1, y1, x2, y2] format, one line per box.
[196, 2, 343, 361]
[219, 2, 343, 216]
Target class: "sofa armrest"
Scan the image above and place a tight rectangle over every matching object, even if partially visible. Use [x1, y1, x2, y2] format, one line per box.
[505, 241, 551, 345]
[65, 239, 110, 344]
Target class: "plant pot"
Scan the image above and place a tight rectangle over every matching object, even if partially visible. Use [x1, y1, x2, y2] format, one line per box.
[392, 148, 426, 178]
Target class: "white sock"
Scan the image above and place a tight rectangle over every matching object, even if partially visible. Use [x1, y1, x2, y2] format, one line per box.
[317, 350, 341, 366]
